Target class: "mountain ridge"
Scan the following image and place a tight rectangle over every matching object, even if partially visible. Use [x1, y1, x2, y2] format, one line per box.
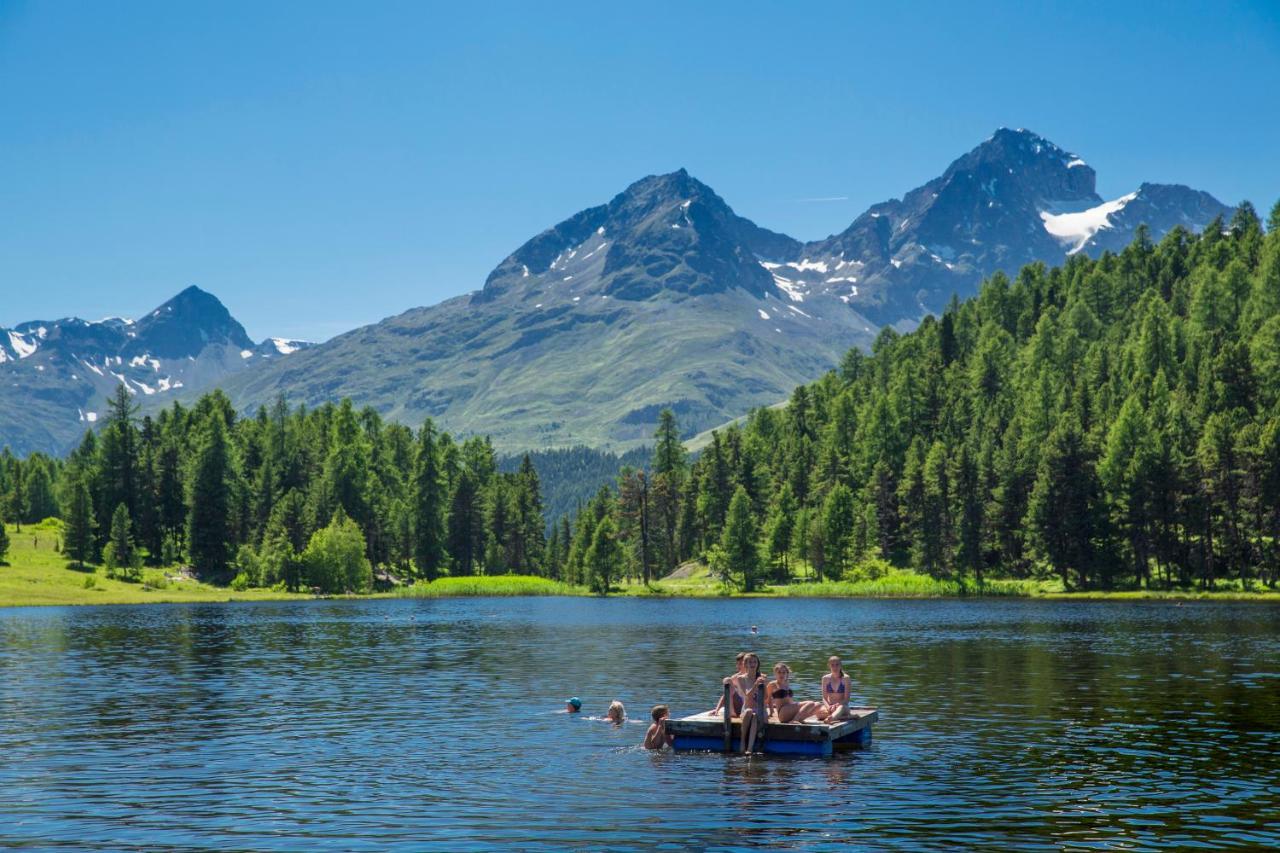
[0, 286, 310, 455]
[2, 129, 1236, 456]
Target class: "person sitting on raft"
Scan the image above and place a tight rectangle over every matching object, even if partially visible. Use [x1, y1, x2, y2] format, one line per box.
[768, 662, 826, 723]
[710, 652, 746, 716]
[643, 704, 674, 749]
[606, 700, 626, 724]
[730, 652, 768, 753]
[821, 655, 853, 720]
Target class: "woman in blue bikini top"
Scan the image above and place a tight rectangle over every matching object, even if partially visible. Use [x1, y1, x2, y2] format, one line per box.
[821, 655, 852, 720]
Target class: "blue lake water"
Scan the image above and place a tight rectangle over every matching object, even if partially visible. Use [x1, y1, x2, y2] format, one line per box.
[1, 597, 1278, 850]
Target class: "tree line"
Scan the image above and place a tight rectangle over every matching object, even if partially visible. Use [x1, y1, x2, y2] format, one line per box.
[0, 392, 550, 592]
[561, 202, 1280, 592]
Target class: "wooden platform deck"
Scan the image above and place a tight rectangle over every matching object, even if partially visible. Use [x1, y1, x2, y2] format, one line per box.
[667, 707, 878, 757]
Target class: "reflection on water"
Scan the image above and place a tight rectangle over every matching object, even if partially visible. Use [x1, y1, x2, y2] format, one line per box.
[1, 598, 1278, 850]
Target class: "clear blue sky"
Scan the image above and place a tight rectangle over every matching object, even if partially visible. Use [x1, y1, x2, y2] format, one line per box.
[2, 1, 1277, 341]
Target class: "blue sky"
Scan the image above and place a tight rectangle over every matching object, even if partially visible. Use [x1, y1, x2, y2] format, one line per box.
[2, 1, 1278, 341]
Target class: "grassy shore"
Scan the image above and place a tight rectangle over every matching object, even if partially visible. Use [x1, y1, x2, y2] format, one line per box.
[3, 523, 1277, 607]
[613, 562, 1280, 601]
[0, 521, 312, 607]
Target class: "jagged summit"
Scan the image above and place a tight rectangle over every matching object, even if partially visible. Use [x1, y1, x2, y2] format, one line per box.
[0, 286, 304, 455]
[477, 168, 798, 304]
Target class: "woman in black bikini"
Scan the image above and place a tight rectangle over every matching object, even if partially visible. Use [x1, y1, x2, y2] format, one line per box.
[821, 655, 852, 720]
[767, 662, 826, 723]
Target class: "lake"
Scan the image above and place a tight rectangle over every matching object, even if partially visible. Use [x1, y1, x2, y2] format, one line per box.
[1, 598, 1277, 850]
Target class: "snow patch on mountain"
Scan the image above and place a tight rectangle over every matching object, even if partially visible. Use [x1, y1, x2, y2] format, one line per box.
[8, 331, 37, 358]
[1040, 191, 1139, 254]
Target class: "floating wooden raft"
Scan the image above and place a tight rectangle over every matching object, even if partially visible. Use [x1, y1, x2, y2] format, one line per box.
[668, 684, 878, 757]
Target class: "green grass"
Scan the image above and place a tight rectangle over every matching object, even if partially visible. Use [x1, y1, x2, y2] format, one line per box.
[5, 522, 1278, 606]
[609, 561, 1280, 601]
[396, 575, 583, 597]
[0, 521, 311, 607]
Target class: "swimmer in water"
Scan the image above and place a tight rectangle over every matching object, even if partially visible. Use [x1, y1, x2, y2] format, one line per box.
[644, 705, 674, 749]
[606, 700, 626, 724]
[750, 625, 758, 635]
[565, 697, 582, 713]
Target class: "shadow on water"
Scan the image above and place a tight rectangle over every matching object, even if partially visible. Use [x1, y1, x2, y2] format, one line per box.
[0, 597, 1277, 850]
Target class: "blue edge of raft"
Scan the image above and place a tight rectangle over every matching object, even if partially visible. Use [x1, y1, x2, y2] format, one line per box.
[668, 707, 878, 758]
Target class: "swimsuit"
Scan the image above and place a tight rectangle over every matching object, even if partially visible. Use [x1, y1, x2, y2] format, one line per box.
[826, 679, 846, 695]
[771, 687, 793, 700]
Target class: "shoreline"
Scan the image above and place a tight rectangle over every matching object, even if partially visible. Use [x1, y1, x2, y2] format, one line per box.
[3, 576, 1278, 609]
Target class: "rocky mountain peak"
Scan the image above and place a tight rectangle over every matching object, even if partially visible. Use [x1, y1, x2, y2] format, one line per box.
[126, 285, 254, 359]
[476, 169, 797, 305]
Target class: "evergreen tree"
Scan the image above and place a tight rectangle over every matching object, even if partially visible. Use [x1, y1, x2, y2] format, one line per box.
[187, 415, 235, 579]
[446, 470, 483, 576]
[105, 502, 140, 581]
[721, 486, 762, 592]
[764, 484, 796, 581]
[64, 472, 96, 570]
[412, 421, 446, 580]
[585, 515, 622, 594]
[821, 484, 856, 581]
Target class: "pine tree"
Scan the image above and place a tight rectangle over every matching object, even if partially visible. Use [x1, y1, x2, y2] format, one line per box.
[514, 454, 546, 574]
[651, 409, 686, 574]
[0, 519, 9, 565]
[721, 486, 762, 592]
[187, 415, 234, 579]
[764, 484, 796, 582]
[585, 515, 622, 595]
[446, 470, 483, 576]
[821, 484, 855, 581]
[97, 383, 140, 536]
[64, 472, 96, 570]
[412, 421, 446, 580]
[106, 502, 140, 581]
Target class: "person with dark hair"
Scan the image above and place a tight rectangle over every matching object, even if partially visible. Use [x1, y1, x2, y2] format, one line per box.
[644, 705, 673, 749]
[710, 652, 747, 716]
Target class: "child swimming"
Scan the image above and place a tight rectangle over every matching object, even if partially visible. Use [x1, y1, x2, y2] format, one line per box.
[605, 700, 626, 724]
[643, 705, 673, 749]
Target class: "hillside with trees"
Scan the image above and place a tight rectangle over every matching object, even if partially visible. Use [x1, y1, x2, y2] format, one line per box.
[562, 204, 1280, 592]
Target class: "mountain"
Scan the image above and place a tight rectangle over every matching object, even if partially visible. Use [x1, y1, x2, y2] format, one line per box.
[3, 130, 1232, 456]
[220, 170, 879, 450]
[0, 286, 310, 455]
[761, 128, 1234, 325]
[216, 129, 1230, 452]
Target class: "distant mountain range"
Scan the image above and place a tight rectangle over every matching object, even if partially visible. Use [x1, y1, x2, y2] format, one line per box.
[0, 286, 309, 454]
[1, 129, 1233, 456]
